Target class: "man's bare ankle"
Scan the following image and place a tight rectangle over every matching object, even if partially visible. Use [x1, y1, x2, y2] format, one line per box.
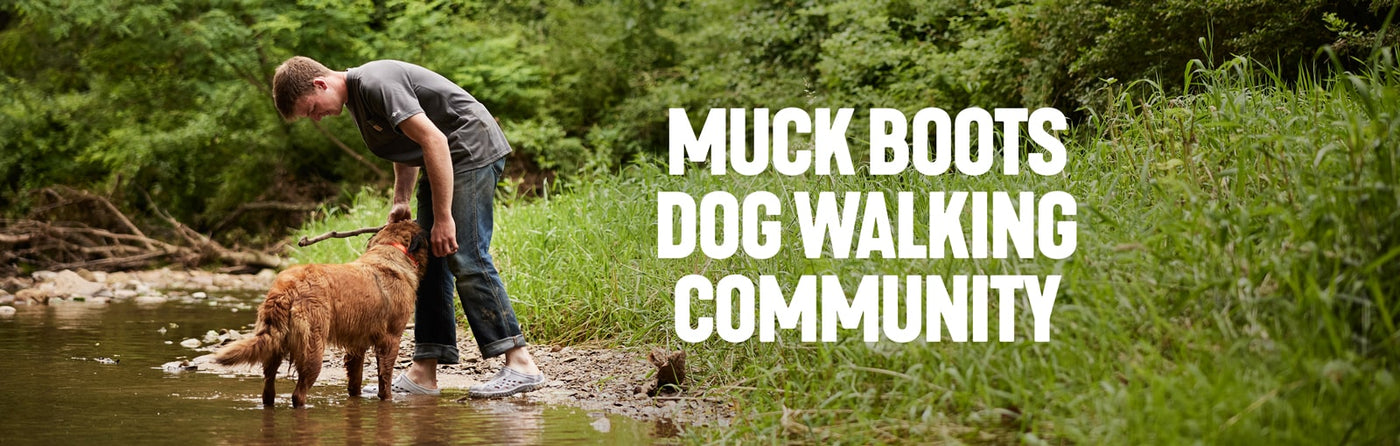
[407, 362, 439, 388]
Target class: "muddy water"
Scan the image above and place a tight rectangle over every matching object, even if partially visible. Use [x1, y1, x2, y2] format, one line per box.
[0, 294, 671, 445]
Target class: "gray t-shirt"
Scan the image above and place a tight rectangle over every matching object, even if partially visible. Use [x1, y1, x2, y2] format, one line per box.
[345, 60, 511, 173]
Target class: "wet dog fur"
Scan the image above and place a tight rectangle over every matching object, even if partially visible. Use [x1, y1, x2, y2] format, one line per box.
[213, 221, 429, 407]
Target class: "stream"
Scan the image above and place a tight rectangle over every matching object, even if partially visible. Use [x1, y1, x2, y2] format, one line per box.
[0, 292, 672, 445]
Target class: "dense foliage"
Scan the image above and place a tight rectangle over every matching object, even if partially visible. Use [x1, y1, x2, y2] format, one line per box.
[3, 0, 1395, 243]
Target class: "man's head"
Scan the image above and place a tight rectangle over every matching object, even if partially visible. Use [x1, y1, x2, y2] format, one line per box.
[272, 56, 345, 122]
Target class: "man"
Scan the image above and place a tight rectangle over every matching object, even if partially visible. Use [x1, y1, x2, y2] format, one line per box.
[271, 56, 543, 398]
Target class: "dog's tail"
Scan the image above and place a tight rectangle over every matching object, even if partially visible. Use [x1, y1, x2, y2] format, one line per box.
[212, 287, 294, 367]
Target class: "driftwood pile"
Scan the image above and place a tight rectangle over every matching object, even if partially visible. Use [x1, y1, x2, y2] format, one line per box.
[1, 187, 288, 274]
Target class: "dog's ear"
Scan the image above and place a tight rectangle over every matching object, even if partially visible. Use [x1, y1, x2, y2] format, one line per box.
[408, 231, 427, 253]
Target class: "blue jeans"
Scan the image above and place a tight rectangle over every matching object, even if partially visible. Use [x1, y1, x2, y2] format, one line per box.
[413, 158, 527, 362]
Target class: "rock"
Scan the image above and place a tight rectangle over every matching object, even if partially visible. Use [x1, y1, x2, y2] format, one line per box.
[0, 277, 33, 293]
[645, 349, 687, 396]
[161, 360, 199, 373]
[202, 330, 221, 344]
[256, 269, 277, 283]
[590, 416, 611, 433]
[0, 306, 15, 317]
[31, 270, 58, 282]
[0, 290, 13, 305]
[134, 295, 168, 305]
[189, 275, 215, 287]
[75, 268, 96, 282]
[88, 297, 111, 304]
[180, 338, 201, 348]
[91, 271, 108, 283]
[16, 288, 51, 304]
[94, 357, 119, 364]
[49, 270, 105, 298]
[192, 291, 208, 299]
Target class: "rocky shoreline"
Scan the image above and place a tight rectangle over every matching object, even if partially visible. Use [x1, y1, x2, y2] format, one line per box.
[0, 268, 276, 313]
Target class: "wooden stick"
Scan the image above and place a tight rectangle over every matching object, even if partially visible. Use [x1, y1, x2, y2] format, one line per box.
[297, 225, 385, 247]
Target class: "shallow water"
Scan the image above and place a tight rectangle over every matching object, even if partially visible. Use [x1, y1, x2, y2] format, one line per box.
[0, 294, 671, 445]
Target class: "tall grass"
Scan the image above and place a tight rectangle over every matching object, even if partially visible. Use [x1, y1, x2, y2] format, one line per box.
[293, 57, 1400, 443]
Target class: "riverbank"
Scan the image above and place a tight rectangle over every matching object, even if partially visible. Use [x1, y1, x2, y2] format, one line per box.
[183, 325, 731, 428]
[1, 268, 733, 430]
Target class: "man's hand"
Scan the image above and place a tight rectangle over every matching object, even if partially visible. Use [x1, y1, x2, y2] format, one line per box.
[431, 216, 458, 257]
[398, 112, 457, 258]
[387, 202, 412, 223]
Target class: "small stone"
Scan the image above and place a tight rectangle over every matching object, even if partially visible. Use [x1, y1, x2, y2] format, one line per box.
[0, 306, 15, 317]
[202, 330, 220, 344]
[180, 338, 201, 348]
[113, 290, 138, 299]
[590, 416, 611, 433]
[16, 288, 50, 304]
[107, 272, 132, 284]
[192, 291, 208, 299]
[75, 269, 96, 282]
[161, 360, 198, 373]
[0, 291, 14, 305]
[134, 295, 168, 305]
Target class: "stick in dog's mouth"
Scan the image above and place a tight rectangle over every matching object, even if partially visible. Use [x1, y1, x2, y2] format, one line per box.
[297, 225, 386, 247]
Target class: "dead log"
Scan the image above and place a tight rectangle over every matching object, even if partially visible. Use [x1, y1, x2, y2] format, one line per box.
[1, 186, 290, 272]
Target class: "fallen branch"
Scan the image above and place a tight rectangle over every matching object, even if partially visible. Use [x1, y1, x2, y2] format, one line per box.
[1, 187, 291, 272]
[297, 225, 385, 247]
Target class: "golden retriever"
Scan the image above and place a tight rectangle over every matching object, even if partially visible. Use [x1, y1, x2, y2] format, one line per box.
[214, 221, 428, 407]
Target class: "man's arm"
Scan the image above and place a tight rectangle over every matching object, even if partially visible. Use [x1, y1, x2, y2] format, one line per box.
[398, 113, 458, 258]
[388, 163, 418, 223]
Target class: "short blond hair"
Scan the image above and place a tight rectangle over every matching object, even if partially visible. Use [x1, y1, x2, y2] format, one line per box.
[271, 56, 332, 121]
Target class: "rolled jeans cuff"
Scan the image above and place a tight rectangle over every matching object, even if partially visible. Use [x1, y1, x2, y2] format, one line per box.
[480, 335, 528, 359]
[414, 342, 461, 365]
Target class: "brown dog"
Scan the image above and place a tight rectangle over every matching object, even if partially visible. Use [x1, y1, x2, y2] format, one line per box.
[214, 220, 429, 407]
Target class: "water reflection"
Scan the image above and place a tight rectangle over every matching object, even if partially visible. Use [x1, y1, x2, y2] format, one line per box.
[1, 295, 670, 445]
[48, 299, 107, 329]
[245, 397, 579, 445]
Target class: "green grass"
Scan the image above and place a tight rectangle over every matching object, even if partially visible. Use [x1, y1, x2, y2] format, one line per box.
[292, 57, 1400, 444]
